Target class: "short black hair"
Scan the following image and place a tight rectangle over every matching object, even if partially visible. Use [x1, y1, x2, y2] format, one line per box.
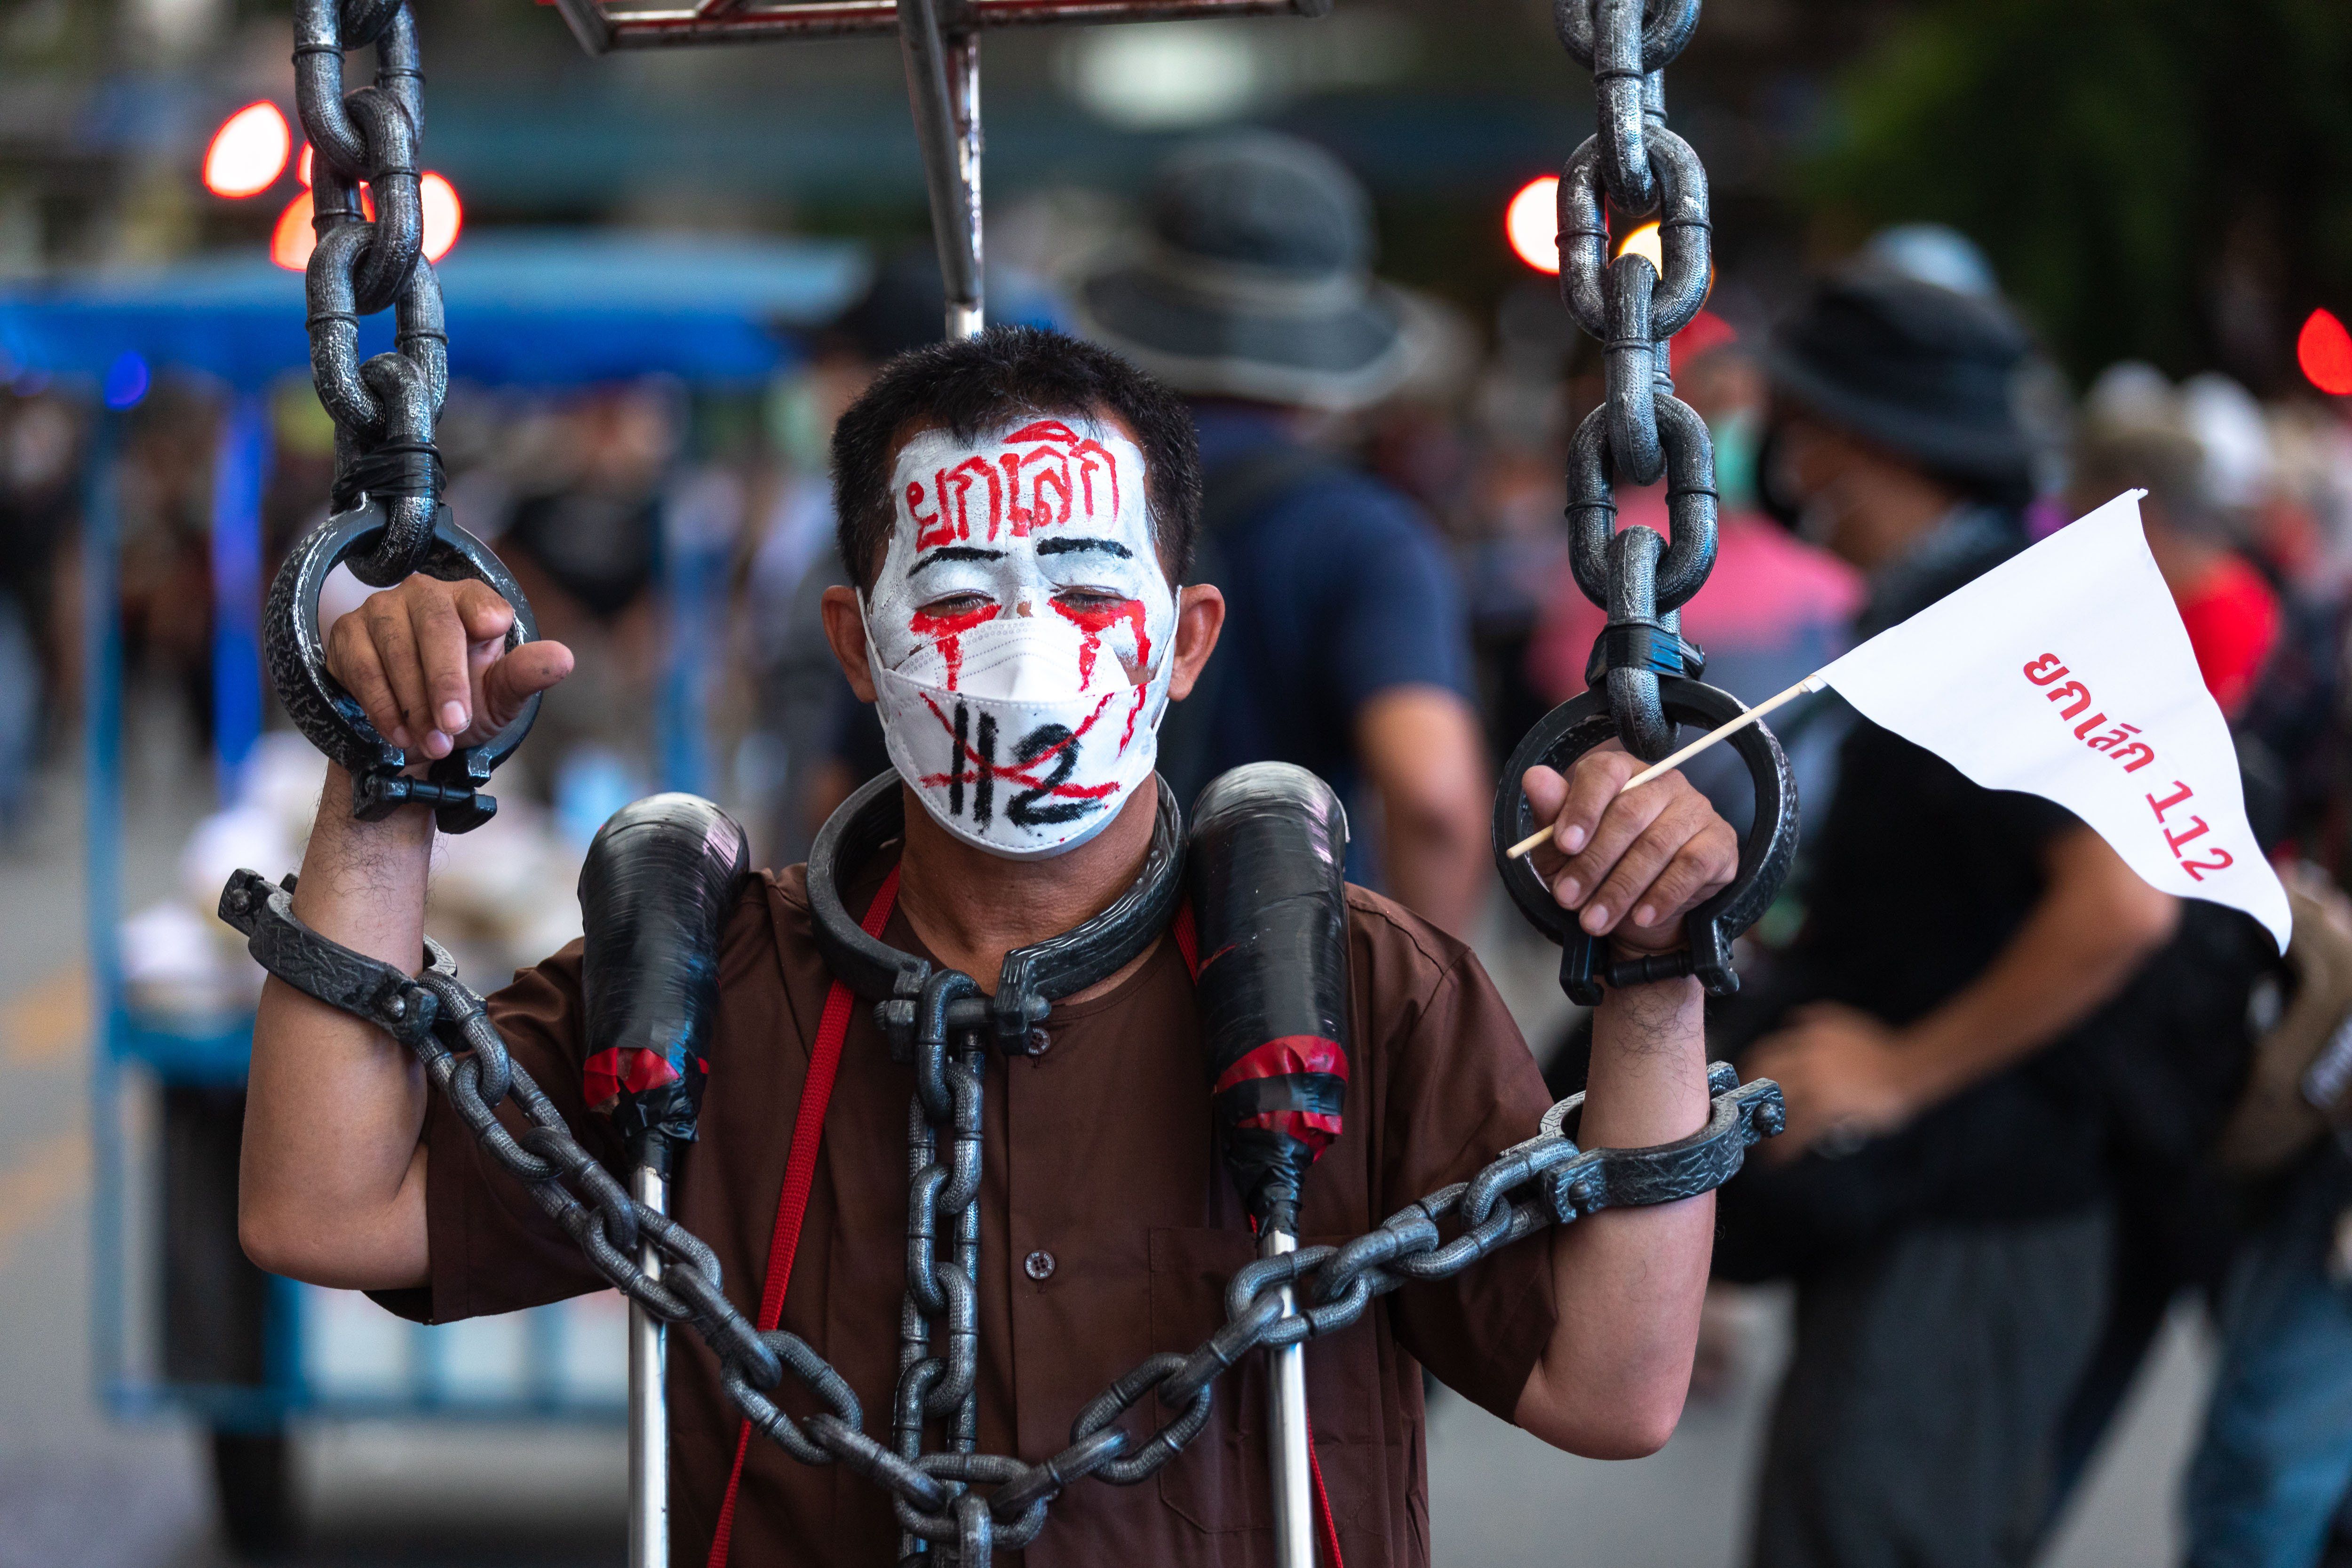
[831, 325, 1202, 593]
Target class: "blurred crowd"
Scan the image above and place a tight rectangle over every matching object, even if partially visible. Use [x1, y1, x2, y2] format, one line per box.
[7, 127, 2352, 1568]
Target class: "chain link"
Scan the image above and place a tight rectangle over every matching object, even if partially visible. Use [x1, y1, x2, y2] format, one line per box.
[1554, 0, 1719, 761]
[293, 0, 445, 587]
[220, 869, 1782, 1564]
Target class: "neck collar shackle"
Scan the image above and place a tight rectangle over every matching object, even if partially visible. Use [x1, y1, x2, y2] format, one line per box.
[807, 773, 1187, 1058]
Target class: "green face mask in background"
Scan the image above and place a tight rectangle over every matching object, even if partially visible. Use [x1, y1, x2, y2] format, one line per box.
[1709, 408, 1759, 513]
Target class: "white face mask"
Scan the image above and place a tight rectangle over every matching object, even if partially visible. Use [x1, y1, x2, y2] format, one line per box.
[863, 417, 1178, 860]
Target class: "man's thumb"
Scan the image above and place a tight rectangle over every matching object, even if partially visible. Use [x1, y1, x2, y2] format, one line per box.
[482, 639, 575, 722]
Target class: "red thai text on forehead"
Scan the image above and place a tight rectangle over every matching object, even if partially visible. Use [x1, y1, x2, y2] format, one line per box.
[905, 420, 1126, 551]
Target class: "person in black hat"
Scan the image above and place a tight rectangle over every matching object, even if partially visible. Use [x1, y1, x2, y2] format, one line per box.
[1716, 265, 2186, 1568]
[1075, 132, 1491, 936]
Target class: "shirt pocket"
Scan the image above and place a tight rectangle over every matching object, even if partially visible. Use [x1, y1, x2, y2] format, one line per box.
[1147, 1227, 1383, 1543]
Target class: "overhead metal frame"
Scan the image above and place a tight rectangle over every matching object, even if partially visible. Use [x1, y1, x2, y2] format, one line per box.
[546, 0, 1332, 337]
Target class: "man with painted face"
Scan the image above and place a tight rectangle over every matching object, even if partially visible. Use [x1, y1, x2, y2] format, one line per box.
[240, 327, 1737, 1568]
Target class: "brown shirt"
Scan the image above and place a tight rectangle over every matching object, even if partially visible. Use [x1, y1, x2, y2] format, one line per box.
[379, 856, 1558, 1567]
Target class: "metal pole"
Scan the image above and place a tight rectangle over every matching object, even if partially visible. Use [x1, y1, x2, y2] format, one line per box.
[897, 0, 984, 338]
[1262, 1228, 1315, 1568]
[83, 411, 126, 1413]
[946, 31, 983, 339]
[629, 1156, 670, 1568]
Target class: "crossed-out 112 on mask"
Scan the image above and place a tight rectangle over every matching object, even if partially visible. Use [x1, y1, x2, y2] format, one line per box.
[864, 417, 1178, 859]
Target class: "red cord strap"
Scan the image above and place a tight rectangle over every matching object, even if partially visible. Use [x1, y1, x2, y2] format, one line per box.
[705, 868, 899, 1568]
[707, 883, 1340, 1567]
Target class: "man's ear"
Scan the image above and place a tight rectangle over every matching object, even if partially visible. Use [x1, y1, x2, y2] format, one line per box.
[820, 585, 879, 702]
[1167, 584, 1225, 702]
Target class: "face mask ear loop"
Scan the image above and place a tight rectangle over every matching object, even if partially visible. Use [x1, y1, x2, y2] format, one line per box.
[857, 586, 890, 690]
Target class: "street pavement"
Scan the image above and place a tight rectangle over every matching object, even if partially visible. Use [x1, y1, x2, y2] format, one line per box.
[0, 727, 2195, 1565]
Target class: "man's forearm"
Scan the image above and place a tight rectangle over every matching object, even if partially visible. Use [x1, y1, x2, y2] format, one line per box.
[238, 765, 437, 1289]
[1379, 805, 1486, 939]
[1357, 685, 1490, 938]
[1897, 841, 2177, 1107]
[1516, 975, 1713, 1457]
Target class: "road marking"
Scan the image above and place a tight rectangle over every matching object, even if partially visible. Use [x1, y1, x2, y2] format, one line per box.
[4, 965, 88, 1068]
[0, 1129, 87, 1272]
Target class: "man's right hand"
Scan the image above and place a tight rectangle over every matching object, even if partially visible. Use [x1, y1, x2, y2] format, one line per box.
[327, 576, 575, 760]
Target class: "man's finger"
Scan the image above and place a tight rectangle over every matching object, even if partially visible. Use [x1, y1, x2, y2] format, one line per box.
[1631, 820, 1739, 927]
[327, 618, 409, 749]
[406, 585, 476, 741]
[362, 597, 437, 756]
[1523, 765, 1568, 833]
[450, 578, 517, 644]
[1550, 777, 1672, 911]
[1549, 749, 1638, 856]
[1583, 799, 1708, 934]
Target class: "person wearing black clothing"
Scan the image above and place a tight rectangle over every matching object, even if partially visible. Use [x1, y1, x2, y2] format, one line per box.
[1718, 271, 2184, 1568]
[1075, 134, 1491, 935]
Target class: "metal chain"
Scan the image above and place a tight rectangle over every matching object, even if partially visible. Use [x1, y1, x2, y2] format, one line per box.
[892, 970, 992, 1558]
[293, 0, 448, 588]
[1555, 0, 1719, 762]
[220, 869, 1783, 1564]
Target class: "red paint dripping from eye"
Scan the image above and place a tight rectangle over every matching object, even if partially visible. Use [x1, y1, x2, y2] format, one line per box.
[911, 603, 998, 690]
[1051, 598, 1151, 686]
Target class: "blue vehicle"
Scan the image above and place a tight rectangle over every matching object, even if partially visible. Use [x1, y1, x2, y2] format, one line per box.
[0, 231, 864, 1554]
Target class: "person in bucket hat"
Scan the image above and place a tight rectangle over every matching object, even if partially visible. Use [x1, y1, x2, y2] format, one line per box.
[1080, 133, 1491, 936]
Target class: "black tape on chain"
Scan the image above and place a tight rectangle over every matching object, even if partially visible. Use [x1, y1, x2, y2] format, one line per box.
[578, 794, 753, 1157]
[1584, 620, 1706, 689]
[330, 438, 447, 516]
[1186, 764, 1352, 1237]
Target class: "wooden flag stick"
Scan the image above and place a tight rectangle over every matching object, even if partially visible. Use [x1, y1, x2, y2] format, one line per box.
[1503, 673, 1831, 861]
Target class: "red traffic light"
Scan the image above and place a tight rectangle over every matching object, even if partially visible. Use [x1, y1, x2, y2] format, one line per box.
[2298, 309, 2352, 397]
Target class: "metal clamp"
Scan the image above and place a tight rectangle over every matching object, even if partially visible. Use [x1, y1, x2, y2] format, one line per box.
[1492, 676, 1797, 1004]
[262, 500, 541, 833]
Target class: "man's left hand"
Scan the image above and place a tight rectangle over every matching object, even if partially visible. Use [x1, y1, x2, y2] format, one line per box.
[1522, 745, 1738, 957]
[1740, 1002, 1922, 1159]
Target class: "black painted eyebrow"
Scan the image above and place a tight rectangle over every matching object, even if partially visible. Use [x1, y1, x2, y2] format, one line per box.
[1035, 536, 1133, 559]
[911, 546, 1005, 576]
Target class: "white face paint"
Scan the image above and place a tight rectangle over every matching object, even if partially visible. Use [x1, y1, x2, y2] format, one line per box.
[863, 416, 1178, 860]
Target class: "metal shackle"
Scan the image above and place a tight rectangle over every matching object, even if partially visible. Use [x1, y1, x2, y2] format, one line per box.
[262, 501, 542, 833]
[1492, 677, 1798, 1003]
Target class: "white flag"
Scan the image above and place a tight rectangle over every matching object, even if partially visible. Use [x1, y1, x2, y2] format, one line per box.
[1820, 491, 2291, 950]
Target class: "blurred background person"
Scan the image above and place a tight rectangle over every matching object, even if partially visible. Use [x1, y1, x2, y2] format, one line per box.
[1711, 266, 2185, 1568]
[1075, 131, 1491, 936]
[2024, 369, 2299, 1533]
[743, 248, 946, 863]
[2178, 864, 2352, 1568]
[2076, 365, 2282, 718]
[489, 381, 680, 792]
[0, 390, 80, 836]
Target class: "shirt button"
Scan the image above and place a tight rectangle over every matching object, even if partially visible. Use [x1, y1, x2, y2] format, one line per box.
[1024, 1249, 1057, 1282]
